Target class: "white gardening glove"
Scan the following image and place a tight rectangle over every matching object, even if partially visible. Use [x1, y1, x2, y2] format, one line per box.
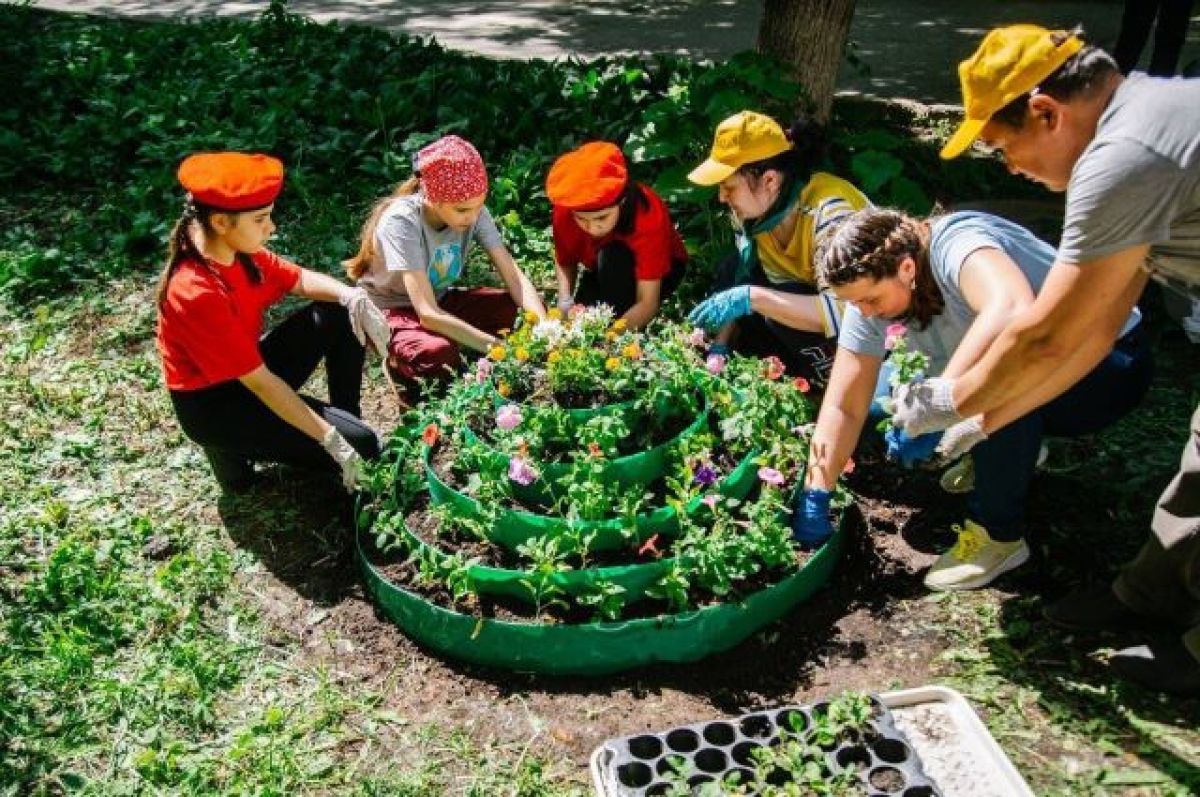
[557, 296, 574, 313]
[892, 377, 963, 437]
[935, 415, 988, 463]
[340, 287, 391, 355]
[320, 426, 364, 492]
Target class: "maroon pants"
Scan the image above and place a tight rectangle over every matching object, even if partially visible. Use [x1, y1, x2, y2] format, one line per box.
[385, 287, 517, 383]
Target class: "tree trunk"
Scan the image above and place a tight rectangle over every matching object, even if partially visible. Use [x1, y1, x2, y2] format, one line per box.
[757, 0, 857, 123]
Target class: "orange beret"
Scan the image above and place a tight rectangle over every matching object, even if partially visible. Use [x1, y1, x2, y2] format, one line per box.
[546, 141, 628, 211]
[177, 152, 284, 211]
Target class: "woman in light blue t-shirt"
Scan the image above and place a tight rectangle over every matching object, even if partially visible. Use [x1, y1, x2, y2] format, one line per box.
[794, 208, 1151, 592]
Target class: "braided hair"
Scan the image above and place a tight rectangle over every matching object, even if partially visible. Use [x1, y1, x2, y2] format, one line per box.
[157, 196, 262, 305]
[815, 208, 944, 329]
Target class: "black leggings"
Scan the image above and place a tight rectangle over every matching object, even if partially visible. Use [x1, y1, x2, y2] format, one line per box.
[574, 241, 687, 316]
[170, 302, 380, 482]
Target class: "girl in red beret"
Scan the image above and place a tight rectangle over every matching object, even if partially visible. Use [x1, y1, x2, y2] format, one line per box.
[344, 135, 545, 396]
[546, 141, 688, 329]
[157, 152, 390, 493]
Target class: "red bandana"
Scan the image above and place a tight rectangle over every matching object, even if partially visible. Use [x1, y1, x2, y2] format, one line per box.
[416, 135, 488, 203]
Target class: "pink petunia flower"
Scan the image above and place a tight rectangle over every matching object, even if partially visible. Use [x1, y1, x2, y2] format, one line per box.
[705, 353, 727, 375]
[793, 376, 811, 393]
[764, 356, 786, 380]
[757, 466, 785, 487]
[701, 495, 719, 509]
[495, 404, 523, 431]
[687, 327, 708, 347]
[507, 456, 538, 486]
[474, 357, 493, 382]
[884, 322, 907, 352]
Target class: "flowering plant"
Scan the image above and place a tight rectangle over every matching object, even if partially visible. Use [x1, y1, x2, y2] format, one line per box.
[880, 322, 931, 430]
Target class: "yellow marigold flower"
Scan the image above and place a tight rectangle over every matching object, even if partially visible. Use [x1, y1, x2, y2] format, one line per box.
[622, 342, 642, 359]
[605, 357, 621, 371]
[488, 345, 507, 361]
[547, 350, 562, 363]
[612, 318, 627, 332]
[547, 307, 563, 321]
[524, 310, 539, 325]
[605, 330, 618, 341]
[515, 347, 530, 361]
[497, 381, 512, 397]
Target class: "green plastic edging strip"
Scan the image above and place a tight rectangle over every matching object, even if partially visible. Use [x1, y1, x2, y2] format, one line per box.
[393, 519, 672, 603]
[357, 518, 845, 676]
[425, 446, 760, 553]
[462, 403, 710, 503]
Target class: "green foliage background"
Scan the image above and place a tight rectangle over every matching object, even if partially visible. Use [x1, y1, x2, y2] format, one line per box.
[0, 1, 1025, 306]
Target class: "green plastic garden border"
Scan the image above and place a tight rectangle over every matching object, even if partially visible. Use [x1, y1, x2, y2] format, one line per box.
[464, 401, 710, 502]
[424, 446, 760, 553]
[390, 514, 672, 603]
[356, 518, 845, 676]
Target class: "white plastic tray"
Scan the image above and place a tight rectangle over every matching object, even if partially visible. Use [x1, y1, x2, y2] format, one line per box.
[589, 684, 1033, 796]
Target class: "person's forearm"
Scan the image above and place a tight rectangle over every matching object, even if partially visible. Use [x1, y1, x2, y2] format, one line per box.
[804, 406, 866, 492]
[555, 263, 577, 309]
[622, 298, 659, 330]
[419, 309, 497, 352]
[749, 287, 826, 335]
[941, 304, 1022, 380]
[512, 270, 547, 316]
[294, 269, 352, 303]
[240, 368, 329, 442]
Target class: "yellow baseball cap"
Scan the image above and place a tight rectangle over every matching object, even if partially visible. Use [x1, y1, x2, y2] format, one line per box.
[688, 111, 792, 186]
[940, 24, 1083, 160]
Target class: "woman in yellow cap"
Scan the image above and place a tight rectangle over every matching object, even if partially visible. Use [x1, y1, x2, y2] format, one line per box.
[157, 152, 390, 493]
[687, 111, 869, 388]
[545, 141, 688, 329]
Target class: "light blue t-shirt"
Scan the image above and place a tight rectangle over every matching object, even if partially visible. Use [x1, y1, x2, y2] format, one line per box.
[838, 211, 1140, 374]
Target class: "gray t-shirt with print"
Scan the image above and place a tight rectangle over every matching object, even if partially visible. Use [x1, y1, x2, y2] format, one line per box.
[359, 193, 504, 309]
[1058, 73, 1200, 298]
[838, 212, 1140, 374]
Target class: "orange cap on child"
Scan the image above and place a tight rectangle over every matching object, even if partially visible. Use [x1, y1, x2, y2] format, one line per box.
[177, 152, 284, 211]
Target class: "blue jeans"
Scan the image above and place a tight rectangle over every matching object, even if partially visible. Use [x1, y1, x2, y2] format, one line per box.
[970, 325, 1153, 541]
[870, 327, 1153, 541]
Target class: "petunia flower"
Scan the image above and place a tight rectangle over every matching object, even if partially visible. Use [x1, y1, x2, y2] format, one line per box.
[884, 322, 908, 352]
[508, 456, 538, 486]
[687, 327, 708, 347]
[793, 376, 811, 393]
[701, 495, 719, 510]
[637, 534, 661, 558]
[692, 464, 719, 487]
[757, 466, 785, 487]
[705, 354, 727, 375]
[475, 357, 493, 380]
[421, 423, 440, 447]
[495, 404, 523, 431]
[764, 356, 786, 380]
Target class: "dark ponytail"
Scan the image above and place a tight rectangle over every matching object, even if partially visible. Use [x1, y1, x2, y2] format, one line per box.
[157, 198, 262, 305]
[738, 114, 828, 189]
[614, 181, 650, 236]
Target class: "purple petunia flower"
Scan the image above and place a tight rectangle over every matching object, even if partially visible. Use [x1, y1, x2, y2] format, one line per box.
[495, 404, 523, 431]
[757, 466, 785, 487]
[692, 464, 719, 487]
[507, 456, 537, 486]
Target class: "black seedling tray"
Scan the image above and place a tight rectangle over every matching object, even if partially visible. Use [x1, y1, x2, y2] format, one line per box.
[591, 696, 941, 796]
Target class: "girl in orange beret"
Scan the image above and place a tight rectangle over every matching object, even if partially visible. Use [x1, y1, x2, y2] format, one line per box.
[157, 152, 390, 493]
[546, 141, 688, 329]
[344, 135, 545, 398]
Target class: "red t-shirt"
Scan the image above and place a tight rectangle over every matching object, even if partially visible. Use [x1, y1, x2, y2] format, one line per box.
[552, 183, 687, 282]
[157, 249, 301, 391]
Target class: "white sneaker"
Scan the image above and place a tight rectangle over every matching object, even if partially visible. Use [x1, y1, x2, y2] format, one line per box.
[940, 443, 1048, 494]
[924, 519, 1030, 591]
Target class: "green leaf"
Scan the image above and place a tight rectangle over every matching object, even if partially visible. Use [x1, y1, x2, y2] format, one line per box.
[850, 150, 904, 195]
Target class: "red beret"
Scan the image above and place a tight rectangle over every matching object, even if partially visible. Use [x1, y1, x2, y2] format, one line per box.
[177, 152, 284, 211]
[546, 141, 628, 211]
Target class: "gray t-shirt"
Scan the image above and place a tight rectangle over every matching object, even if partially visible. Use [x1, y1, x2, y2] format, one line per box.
[838, 212, 1140, 373]
[358, 193, 504, 309]
[1059, 73, 1200, 298]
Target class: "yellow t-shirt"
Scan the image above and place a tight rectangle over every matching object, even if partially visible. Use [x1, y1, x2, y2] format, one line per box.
[755, 172, 870, 287]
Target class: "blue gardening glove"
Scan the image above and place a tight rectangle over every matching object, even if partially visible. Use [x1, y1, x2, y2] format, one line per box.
[792, 488, 834, 547]
[687, 286, 752, 331]
[883, 426, 943, 468]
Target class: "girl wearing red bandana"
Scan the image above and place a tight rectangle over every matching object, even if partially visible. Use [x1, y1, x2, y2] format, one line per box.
[345, 136, 545, 394]
[546, 141, 688, 329]
[157, 152, 390, 493]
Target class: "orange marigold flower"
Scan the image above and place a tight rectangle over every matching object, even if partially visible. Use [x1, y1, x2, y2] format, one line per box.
[421, 423, 440, 447]
[488, 345, 507, 361]
[497, 381, 512, 397]
[621, 342, 642, 359]
[515, 347, 530, 361]
[605, 357, 621, 371]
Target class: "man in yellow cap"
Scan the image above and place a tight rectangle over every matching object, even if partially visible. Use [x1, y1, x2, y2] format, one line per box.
[892, 24, 1200, 696]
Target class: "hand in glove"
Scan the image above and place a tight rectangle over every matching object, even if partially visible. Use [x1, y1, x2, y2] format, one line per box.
[883, 426, 942, 468]
[791, 488, 834, 547]
[706, 342, 732, 358]
[340, 287, 391, 355]
[687, 286, 752, 331]
[935, 415, 987, 462]
[892, 377, 962, 437]
[320, 426, 365, 492]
